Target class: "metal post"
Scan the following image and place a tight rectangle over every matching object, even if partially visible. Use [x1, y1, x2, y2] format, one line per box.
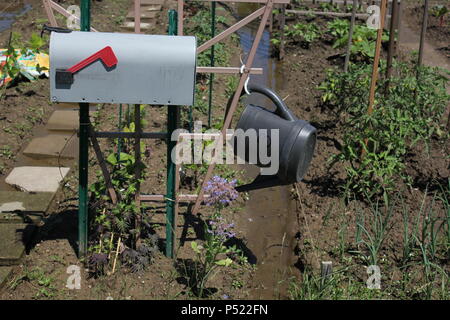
[166, 9, 179, 258]
[134, 104, 142, 247]
[344, 0, 358, 72]
[418, 0, 429, 68]
[385, 0, 399, 90]
[207, 2, 217, 128]
[78, 0, 90, 257]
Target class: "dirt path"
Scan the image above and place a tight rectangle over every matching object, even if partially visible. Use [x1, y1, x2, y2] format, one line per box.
[399, 11, 450, 93]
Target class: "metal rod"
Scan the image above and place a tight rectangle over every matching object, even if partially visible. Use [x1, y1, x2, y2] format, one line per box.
[134, 104, 142, 247]
[78, 0, 90, 258]
[418, 0, 429, 68]
[344, 0, 358, 72]
[197, 66, 263, 74]
[166, 9, 179, 258]
[385, 0, 399, 89]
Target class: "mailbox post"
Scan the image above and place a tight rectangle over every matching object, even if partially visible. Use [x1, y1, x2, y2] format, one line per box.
[79, 0, 90, 257]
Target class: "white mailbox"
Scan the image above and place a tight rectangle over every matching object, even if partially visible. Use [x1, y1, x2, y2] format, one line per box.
[50, 31, 197, 105]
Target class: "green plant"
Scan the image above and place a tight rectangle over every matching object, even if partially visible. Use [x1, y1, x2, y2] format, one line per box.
[0, 145, 13, 159]
[9, 267, 56, 298]
[319, 2, 339, 12]
[321, 62, 449, 198]
[1, 32, 48, 99]
[355, 196, 394, 266]
[283, 22, 321, 48]
[430, 5, 448, 27]
[185, 9, 229, 67]
[327, 19, 389, 61]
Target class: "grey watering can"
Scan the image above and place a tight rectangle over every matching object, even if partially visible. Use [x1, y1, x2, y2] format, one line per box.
[231, 84, 316, 191]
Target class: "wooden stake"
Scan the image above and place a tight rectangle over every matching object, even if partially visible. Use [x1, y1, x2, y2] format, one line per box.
[321, 261, 333, 278]
[89, 125, 118, 204]
[108, 232, 114, 260]
[112, 236, 122, 274]
[367, 0, 388, 116]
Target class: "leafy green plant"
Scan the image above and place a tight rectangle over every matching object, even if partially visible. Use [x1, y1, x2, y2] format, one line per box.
[321, 62, 449, 198]
[327, 19, 389, 61]
[283, 22, 321, 48]
[430, 5, 448, 27]
[185, 9, 229, 67]
[319, 2, 339, 12]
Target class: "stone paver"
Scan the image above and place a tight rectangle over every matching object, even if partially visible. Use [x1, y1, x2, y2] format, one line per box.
[47, 110, 78, 132]
[122, 21, 153, 30]
[126, 10, 158, 21]
[5, 166, 70, 193]
[0, 266, 13, 289]
[23, 133, 78, 159]
[0, 191, 54, 223]
[0, 223, 35, 266]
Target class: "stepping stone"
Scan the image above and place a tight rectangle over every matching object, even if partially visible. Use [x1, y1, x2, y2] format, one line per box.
[0, 191, 54, 223]
[126, 10, 158, 22]
[0, 266, 13, 289]
[5, 166, 70, 193]
[0, 223, 35, 266]
[122, 21, 153, 31]
[47, 110, 78, 132]
[142, 4, 162, 12]
[53, 103, 97, 112]
[23, 133, 78, 159]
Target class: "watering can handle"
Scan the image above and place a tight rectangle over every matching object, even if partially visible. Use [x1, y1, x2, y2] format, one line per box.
[224, 84, 297, 126]
[245, 84, 297, 122]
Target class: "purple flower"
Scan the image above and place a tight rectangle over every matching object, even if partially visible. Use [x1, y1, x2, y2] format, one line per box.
[203, 176, 238, 207]
[207, 216, 236, 241]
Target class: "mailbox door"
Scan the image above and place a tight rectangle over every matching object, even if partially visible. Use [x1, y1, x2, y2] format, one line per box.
[50, 31, 196, 106]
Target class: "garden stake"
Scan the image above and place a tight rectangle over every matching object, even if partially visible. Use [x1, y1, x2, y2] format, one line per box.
[112, 236, 122, 274]
[108, 232, 114, 260]
[362, 0, 387, 157]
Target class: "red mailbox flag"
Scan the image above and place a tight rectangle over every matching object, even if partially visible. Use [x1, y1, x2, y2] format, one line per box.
[67, 46, 118, 74]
